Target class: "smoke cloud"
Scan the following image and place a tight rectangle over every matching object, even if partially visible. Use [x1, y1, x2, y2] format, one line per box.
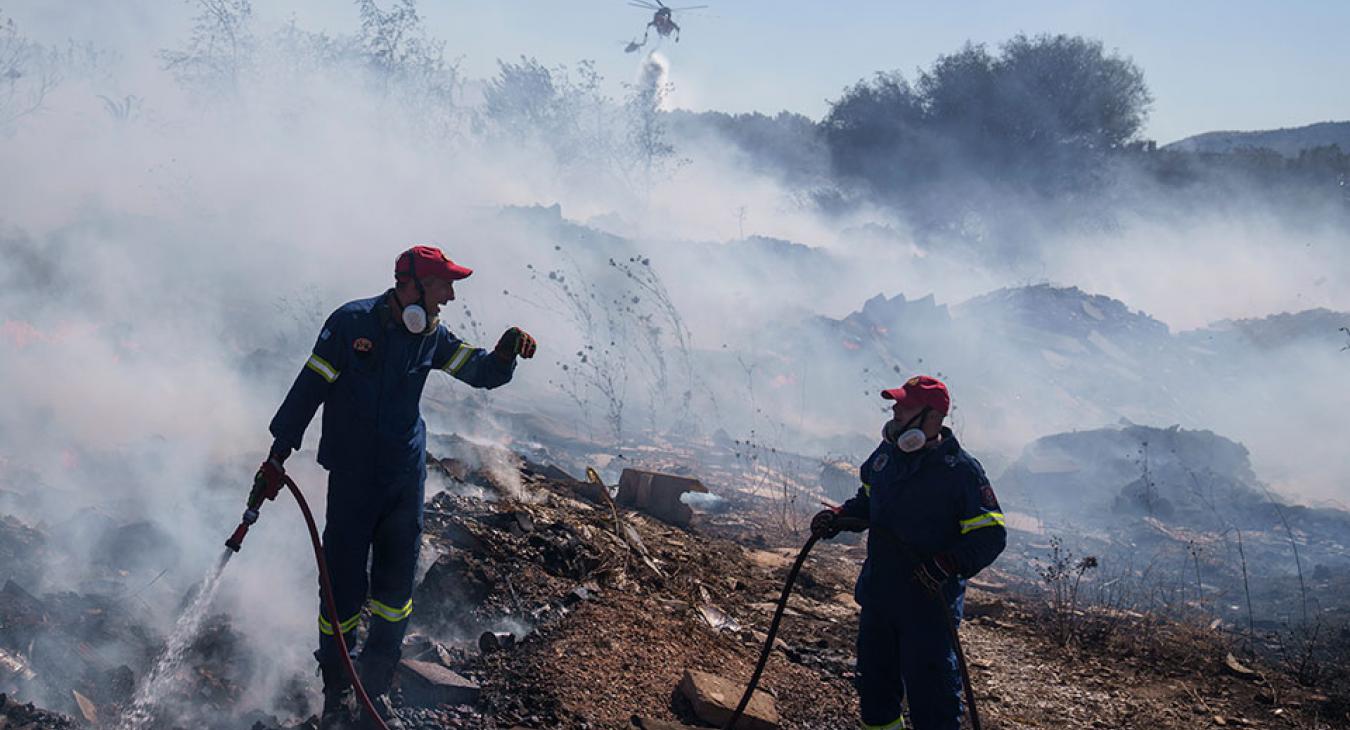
[0, 2, 1347, 722]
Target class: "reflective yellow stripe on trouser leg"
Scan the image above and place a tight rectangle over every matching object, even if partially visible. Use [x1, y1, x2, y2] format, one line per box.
[861, 717, 906, 730]
[318, 610, 362, 636]
[369, 597, 413, 623]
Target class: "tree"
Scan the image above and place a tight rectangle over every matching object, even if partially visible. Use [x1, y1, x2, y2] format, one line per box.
[822, 34, 1152, 198]
[481, 57, 615, 172]
[820, 70, 924, 193]
[481, 54, 680, 192]
[994, 34, 1151, 153]
[160, 0, 255, 96]
[355, 0, 450, 91]
[482, 56, 562, 138]
[0, 10, 62, 130]
[916, 43, 998, 142]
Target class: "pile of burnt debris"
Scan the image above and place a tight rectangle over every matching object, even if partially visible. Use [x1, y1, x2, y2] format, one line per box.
[221, 439, 863, 730]
[999, 422, 1350, 637]
[0, 692, 78, 730]
[0, 576, 143, 719]
[0, 542, 259, 723]
[377, 445, 858, 729]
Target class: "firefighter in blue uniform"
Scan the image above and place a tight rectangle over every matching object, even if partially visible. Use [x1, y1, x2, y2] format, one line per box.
[812, 376, 1006, 730]
[257, 245, 536, 729]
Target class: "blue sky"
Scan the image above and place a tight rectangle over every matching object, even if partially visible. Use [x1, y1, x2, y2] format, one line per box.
[406, 0, 1350, 144]
[15, 0, 1350, 143]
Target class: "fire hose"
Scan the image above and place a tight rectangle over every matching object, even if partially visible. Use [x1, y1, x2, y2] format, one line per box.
[225, 470, 390, 730]
[724, 518, 980, 730]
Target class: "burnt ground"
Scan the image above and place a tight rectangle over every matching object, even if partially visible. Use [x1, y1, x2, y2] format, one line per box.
[2, 446, 1349, 730]
[311, 450, 1350, 730]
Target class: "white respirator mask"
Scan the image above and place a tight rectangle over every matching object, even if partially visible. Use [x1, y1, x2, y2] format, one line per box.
[893, 427, 929, 453]
[398, 251, 430, 334]
[883, 409, 931, 453]
[401, 303, 427, 334]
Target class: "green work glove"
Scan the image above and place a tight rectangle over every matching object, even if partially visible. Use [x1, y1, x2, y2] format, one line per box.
[494, 327, 537, 361]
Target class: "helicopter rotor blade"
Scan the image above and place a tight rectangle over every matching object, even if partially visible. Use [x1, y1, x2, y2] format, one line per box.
[671, 4, 709, 9]
[627, 0, 660, 8]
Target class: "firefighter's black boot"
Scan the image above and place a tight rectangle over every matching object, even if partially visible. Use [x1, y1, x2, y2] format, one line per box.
[318, 657, 354, 730]
[356, 655, 406, 730]
[316, 648, 354, 730]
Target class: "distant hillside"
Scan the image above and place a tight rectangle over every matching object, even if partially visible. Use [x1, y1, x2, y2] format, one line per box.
[1165, 121, 1350, 157]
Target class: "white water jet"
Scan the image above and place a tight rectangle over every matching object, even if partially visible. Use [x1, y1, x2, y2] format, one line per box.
[118, 550, 234, 730]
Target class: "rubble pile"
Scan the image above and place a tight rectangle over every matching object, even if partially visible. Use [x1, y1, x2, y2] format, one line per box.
[1001, 422, 1265, 523]
[1, 591, 252, 729]
[999, 422, 1350, 633]
[387, 453, 860, 728]
[1192, 308, 1350, 351]
[0, 693, 77, 729]
[0, 507, 257, 730]
[0, 532, 155, 725]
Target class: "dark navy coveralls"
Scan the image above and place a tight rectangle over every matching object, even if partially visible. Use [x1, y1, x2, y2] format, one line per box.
[838, 427, 1007, 730]
[269, 292, 513, 670]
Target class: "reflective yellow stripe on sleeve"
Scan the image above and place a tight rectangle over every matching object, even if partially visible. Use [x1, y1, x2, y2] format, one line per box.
[959, 511, 1006, 535]
[369, 597, 413, 623]
[442, 343, 474, 374]
[862, 482, 871, 497]
[317, 611, 362, 636]
[305, 353, 339, 383]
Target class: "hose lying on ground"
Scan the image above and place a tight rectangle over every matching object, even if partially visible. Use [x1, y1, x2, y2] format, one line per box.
[725, 520, 980, 730]
[723, 533, 820, 729]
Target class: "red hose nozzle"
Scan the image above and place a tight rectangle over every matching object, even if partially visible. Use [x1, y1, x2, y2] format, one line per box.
[225, 522, 249, 552]
[228, 456, 285, 552]
[225, 508, 259, 551]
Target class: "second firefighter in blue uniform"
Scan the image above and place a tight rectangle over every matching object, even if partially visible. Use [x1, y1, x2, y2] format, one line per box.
[813, 376, 1007, 730]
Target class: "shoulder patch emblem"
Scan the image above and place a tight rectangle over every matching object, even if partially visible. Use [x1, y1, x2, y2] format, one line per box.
[872, 453, 889, 471]
[319, 328, 332, 341]
[353, 337, 373, 353]
[944, 454, 958, 467]
[980, 483, 1001, 510]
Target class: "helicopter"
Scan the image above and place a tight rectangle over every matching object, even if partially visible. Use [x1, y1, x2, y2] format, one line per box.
[626, 0, 707, 51]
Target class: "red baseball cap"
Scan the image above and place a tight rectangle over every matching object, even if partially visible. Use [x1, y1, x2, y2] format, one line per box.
[396, 245, 473, 282]
[881, 375, 951, 415]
